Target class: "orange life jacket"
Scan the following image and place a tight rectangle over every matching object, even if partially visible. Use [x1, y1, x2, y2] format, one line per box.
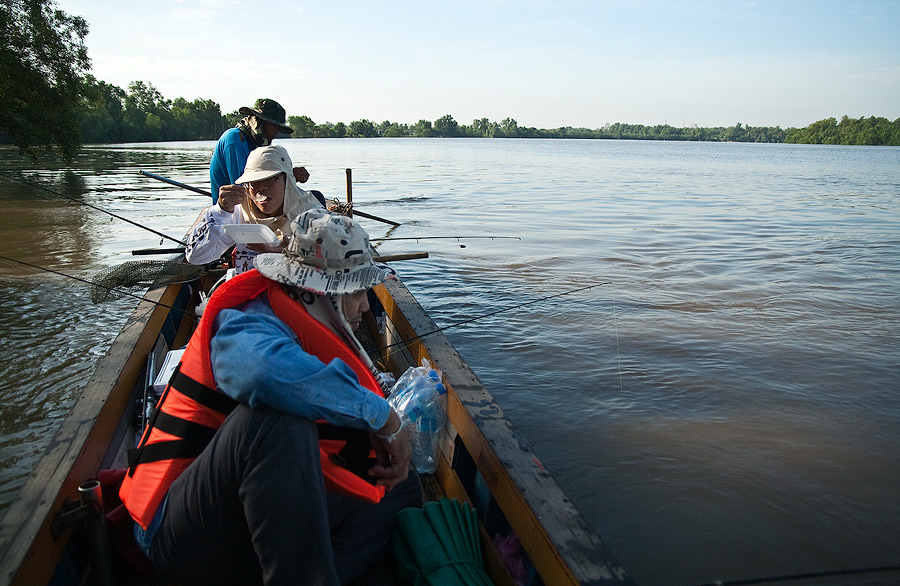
[120, 269, 387, 529]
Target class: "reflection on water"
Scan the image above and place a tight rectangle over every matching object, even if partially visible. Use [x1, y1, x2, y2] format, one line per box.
[1, 140, 899, 585]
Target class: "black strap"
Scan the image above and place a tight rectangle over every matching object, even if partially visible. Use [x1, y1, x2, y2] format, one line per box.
[170, 366, 238, 415]
[127, 364, 234, 476]
[127, 411, 218, 468]
[320, 424, 378, 486]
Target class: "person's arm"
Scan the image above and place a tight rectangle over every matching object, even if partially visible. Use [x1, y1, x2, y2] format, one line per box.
[183, 203, 239, 265]
[210, 299, 391, 432]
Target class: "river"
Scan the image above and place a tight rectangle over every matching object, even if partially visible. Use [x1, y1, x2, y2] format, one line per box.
[1, 138, 898, 585]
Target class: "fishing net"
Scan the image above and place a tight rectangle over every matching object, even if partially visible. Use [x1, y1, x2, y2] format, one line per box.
[90, 260, 206, 303]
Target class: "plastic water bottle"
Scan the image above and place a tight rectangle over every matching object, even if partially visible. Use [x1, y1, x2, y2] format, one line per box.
[388, 366, 447, 474]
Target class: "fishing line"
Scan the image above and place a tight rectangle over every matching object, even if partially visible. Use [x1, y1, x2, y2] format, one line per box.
[0, 171, 187, 246]
[611, 283, 625, 394]
[0, 254, 199, 322]
[3, 252, 608, 376]
[368, 282, 610, 361]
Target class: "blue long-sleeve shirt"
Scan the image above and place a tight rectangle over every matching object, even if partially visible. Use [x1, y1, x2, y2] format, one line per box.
[210, 296, 391, 432]
[135, 294, 390, 553]
[209, 127, 253, 204]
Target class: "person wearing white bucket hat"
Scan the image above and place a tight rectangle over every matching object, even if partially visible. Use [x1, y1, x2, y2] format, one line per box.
[185, 144, 322, 275]
[124, 209, 420, 585]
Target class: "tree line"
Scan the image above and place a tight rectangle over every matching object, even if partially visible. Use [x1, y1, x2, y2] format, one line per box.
[74, 81, 900, 147]
[80, 77, 228, 143]
[783, 116, 900, 146]
[3, 0, 899, 160]
[287, 115, 790, 142]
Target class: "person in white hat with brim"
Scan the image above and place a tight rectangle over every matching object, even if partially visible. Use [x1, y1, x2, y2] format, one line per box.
[209, 98, 311, 205]
[185, 144, 321, 275]
[129, 209, 420, 585]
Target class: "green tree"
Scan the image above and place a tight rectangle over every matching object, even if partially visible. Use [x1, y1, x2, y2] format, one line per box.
[412, 119, 434, 137]
[287, 115, 316, 138]
[382, 122, 409, 137]
[80, 75, 125, 143]
[471, 118, 490, 137]
[223, 109, 241, 129]
[171, 97, 224, 140]
[347, 119, 377, 137]
[500, 117, 518, 137]
[0, 0, 91, 159]
[433, 114, 459, 137]
[122, 81, 171, 141]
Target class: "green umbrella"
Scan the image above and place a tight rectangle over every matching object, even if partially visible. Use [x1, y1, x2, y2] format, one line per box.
[393, 498, 493, 585]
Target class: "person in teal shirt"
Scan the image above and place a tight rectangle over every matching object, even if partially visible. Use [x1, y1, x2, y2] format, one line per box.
[209, 98, 309, 204]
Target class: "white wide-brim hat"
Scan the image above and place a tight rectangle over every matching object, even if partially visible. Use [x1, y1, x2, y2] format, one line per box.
[234, 145, 293, 185]
[255, 209, 395, 295]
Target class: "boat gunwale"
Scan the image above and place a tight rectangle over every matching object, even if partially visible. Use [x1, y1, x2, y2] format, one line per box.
[1, 274, 634, 586]
[374, 278, 634, 585]
[0, 282, 188, 586]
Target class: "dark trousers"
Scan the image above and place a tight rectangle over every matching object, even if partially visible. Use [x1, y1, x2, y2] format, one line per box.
[147, 403, 422, 586]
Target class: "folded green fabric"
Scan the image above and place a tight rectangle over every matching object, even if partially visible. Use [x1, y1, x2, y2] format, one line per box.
[393, 498, 493, 586]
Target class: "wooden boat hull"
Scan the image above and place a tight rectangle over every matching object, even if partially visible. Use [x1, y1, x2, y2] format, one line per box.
[0, 273, 634, 586]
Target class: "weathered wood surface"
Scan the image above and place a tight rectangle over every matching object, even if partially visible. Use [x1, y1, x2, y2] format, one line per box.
[0, 284, 183, 586]
[374, 279, 635, 586]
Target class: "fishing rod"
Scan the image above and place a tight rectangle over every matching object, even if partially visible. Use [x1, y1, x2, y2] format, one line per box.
[141, 170, 402, 227]
[369, 282, 609, 359]
[139, 170, 211, 197]
[0, 171, 187, 247]
[0, 254, 199, 320]
[371, 236, 521, 242]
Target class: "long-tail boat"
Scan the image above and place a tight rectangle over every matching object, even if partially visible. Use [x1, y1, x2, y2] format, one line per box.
[0, 263, 633, 586]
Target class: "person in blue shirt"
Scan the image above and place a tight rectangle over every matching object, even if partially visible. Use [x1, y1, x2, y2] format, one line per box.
[209, 98, 310, 204]
[133, 210, 420, 586]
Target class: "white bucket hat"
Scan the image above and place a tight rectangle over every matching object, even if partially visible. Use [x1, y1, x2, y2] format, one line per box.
[254, 209, 395, 295]
[234, 145, 293, 185]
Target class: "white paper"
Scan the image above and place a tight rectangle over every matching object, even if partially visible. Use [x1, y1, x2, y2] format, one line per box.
[153, 348, 185, 394]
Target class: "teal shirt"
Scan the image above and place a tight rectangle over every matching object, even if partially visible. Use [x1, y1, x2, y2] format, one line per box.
[209, 127, 253, 204]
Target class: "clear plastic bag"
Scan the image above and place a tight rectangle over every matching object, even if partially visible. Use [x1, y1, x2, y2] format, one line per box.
[387, 359, 447, 474]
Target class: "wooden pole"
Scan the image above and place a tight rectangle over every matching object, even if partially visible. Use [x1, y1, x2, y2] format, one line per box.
[353, 209, 401, 227]
[345, 168, 353, 217]
[342, 168, 400, 226]
[377, 252, 429, 262]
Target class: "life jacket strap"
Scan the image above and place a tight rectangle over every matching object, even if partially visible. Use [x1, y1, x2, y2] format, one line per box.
[318, 424, 378, 486]
[169, 366, 239, 415]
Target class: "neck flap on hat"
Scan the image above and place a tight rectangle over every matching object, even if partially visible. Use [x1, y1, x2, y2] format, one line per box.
[237, 116, 270, 147]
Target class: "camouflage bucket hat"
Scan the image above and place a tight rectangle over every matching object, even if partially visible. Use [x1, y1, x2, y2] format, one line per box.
[239, 98, 293, 135]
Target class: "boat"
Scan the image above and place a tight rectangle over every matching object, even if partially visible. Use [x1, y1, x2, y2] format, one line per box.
[0, 262, 634, 586]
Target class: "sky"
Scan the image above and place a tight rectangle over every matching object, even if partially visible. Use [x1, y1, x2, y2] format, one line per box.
[54, 0, 900, 130]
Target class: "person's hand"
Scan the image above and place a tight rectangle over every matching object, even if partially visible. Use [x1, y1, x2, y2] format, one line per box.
[368, 410, 411, 490]
[293, 166, 310, 183]
[217, 184, 248, 213]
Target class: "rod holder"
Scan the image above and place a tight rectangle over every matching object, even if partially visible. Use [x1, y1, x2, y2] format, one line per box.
[78, 480, 116, 586]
